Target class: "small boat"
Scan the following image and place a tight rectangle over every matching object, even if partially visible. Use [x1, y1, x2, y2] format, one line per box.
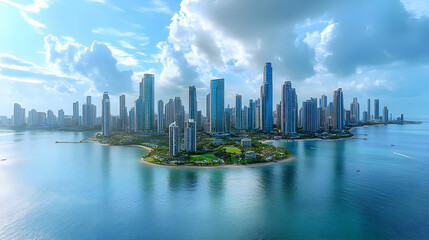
[390, 144, 395, 146]
[1, 159, 7, 161]
[356, 169, 360, 172]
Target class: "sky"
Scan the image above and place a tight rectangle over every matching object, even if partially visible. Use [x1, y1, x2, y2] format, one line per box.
[1, 0, 428, 118]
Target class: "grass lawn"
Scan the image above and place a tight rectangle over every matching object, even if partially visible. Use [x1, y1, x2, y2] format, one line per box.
[223, 146, 241, 154]
[190, 153, 218, 161]
[145, 157, 155, 162]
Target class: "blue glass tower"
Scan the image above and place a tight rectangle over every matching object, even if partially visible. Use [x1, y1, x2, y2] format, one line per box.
[235, 94, 242, 130]
[261, 63, 273, 133]
[189, 86, 197, 121]
[210, 79, 225, 133]
[281, 81, 297, 134]
[142, 74, 155, 130]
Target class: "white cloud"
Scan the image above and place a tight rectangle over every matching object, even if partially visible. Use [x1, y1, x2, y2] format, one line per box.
[0, 0, 49, 13]
[137, 0, 171, 14]
[401, 0, 429, 18]
[20, 11, 46, 28]
[92, 27, 136, 37]
[118, 40, 136, 50]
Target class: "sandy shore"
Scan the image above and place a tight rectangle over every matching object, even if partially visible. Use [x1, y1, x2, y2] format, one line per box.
[93, 141, 154, 152]
[140, 155, 295, 169]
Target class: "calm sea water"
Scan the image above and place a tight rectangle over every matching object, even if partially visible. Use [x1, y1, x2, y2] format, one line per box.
[0, 120, 428, 239]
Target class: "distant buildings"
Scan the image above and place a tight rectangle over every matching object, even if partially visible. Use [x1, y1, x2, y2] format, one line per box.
[82, 96, 96, 128]
[333, 88, 344, 131]
[210, 78, 225, 133]
[169, 122, 180, 156]
[241, 138, 252, 147]
[281, 81, 297, 134]
[135, 97, 144, 131]
[101, 92, 111, 137]
[184, 119, 197, 152]
[261, 62, 273, 133]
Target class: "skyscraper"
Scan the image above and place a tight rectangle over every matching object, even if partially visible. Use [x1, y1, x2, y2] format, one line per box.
[58, 109, 65, 126]
[119, 95, 127, 130]
[174, 97, 185, 130]
[206, 93, 210, 123]
[235, 94, 242, 130]
[321, 95, 328, 108]
[169, 122, 179, 156]
[184, 120, 197, 152]
[261, 62, 273, 133]
[189, 86, 197, 121]
[350, 97, 360, 123]
[157, 100, 164, 132]
[281, 81, 297, 134]
[196, 110, 202, 131]
[363, 111, 368, 123]
[129, 107, 135, 131]
[13, 103, 25, 127]
[135, 97, 144, 131]
[333, 88, 344, 131]
[102, 92, 111, 137]
[382, 106, 389, 123]
[73, 101, 79, 126]
[165, 99, 175, 127]
[249, 99, 255, 130]
[142, 74, 155, 130]
[302, 98, 318, 133]
[367, 98, 371, 120]
[210, 78, 225, 133]
[374, 99, 380, 120]
[82, 96, 96, 128]
[254, 99, 261, 129]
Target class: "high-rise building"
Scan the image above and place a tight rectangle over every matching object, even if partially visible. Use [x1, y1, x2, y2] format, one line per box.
[142, 74, 155, 130]
[382, 106, 389, 123]
[102, 92, 111, 137]
[254, 99, 261, 129]
[235, 94, 242, 130]
[82, 96, 96, 128]
[206, 93, 210, 123]
[196, 110, 202, 131]
[321, 95, 328, 108]
[302, 98, 318, 133]
[157, 100, 164, 132]
[13, 103, 25, 127]
[135, 97, 144, 131]
[363, 111, 368, 123]
[276, 104, 281, 128]
[210, 79, 225, 133]
[261, 62, 273, 133]
[249, 99, 255, 130]
[189, 86, 197, 121]
[225, 107, 232, 133]
[129, 107, 135, 131]
[374, 99, 380, 120]
[333, 88, 344, 131]
[281, 81, 297, 134]
[174, 97, 185, 130]
[242, 106, 248, 130]
[345, 110, 351, 125]
[184, 120, 197, 152]
[73, 101, 79, 126]
[165, 99, 175, 127]
[119, 95, 127, 130]
[367, 98, 371, 120]
[350, 97, 360, 123]
[58, 109, 65, 126]
[169, 122, 180, 156]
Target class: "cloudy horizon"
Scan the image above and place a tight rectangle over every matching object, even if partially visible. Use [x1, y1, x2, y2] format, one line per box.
[1, 0, 428, 118]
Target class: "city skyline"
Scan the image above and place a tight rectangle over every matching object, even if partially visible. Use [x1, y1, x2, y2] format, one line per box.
[1, 0, 429, 117]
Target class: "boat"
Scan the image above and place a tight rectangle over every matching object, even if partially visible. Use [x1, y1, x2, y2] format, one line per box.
[356, 169, 360, 172]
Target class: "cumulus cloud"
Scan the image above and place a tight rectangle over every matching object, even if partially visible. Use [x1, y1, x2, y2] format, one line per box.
[44, 35, 134, 94]
[0, 0, 49, 13]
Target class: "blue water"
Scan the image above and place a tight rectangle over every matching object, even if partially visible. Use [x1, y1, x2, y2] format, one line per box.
[0, 121, 428, 239]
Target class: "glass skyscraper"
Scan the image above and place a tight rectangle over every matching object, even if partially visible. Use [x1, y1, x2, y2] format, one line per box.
[235, 94, 242, 130]
[333, 88, 344, 131]
[101, 92, 111, 137]
[210, 78, 225, 133]
[142, 74, 155, 130]
[189, 86, 197, 121]
[281, 81, 297, 134]
[261, 62, 273, 133]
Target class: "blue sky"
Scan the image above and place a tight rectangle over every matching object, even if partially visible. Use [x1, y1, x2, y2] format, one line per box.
[1, 0, 428, 118]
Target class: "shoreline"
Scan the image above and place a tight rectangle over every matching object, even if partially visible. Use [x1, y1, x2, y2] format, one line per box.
[140, 155, 295, 169]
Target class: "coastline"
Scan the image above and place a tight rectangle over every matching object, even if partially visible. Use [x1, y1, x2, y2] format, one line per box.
[140, 155, 295, 169]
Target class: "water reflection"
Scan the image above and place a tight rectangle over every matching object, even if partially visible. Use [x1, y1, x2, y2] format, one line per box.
[281, 162, 297, 199]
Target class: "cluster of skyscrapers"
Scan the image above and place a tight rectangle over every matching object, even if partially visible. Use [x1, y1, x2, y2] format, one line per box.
[5, 62, 403, 155]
